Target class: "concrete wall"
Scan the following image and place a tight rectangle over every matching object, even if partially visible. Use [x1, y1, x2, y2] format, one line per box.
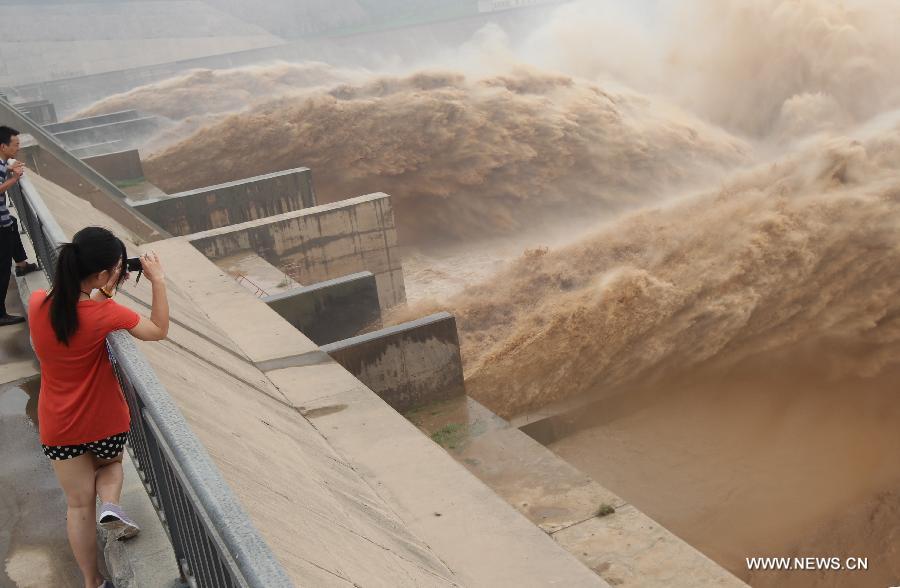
[82, 150, 144, 183]
[322, 312, 465, 413]
[70, 141, 126, 158]
[189, 193, 406, 309]
[44, 110, 139, 134]
[133, 168, 317, 236]
[9, 3, 573, 117]
[0, 2, 283, 88]
[14, 99, 57, 125]
[261, 271, 381, 346]
[52, 116, 158, 150]
[17, 143, 164, 242]
[21, 145, 143, 193]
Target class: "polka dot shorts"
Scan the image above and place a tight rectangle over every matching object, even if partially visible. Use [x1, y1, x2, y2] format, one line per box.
[42, 432, 129, 461]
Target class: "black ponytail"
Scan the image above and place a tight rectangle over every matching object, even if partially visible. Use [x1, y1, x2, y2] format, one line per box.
[42, 227, 128, 345]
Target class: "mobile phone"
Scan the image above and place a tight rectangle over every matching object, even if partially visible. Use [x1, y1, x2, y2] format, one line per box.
[125, 256, 143, 284]
[125, 257, 143, 272]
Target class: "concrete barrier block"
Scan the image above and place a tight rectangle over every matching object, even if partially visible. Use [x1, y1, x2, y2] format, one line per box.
[350, 200, 392, 233]
[53, 116, 158, 150]
[359, 248, 394, 275]
[69, 140, 126, 158]
[354, 229, 389, 251]
[321, 312, 465, 413]
[135, 168, 316, 236]
[384, 227, 399, 248]
[82, 149, 144, 183]
[188, 193, 406, 308]
[14, 99, 57, 125]
[262, 272, 381, 346]
[44, 110, 139, 134]
[374, 270, 407, 310]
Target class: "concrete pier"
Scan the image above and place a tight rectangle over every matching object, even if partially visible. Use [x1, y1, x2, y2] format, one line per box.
[13, 99, 57, 125]
[189, 192, 406, 309]
[69, 140, 125, 158]
[262, 271, 381, 346]
[322, 312, 465, 413]
[82, 149, 144, 183]
[17, 143, 161, 240]
[133, 168, 317, 236]
[52, 115, 158, 152]
[43, 110, 140, 134]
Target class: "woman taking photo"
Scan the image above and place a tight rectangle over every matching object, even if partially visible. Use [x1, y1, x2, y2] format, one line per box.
[28, 226, 169, 588]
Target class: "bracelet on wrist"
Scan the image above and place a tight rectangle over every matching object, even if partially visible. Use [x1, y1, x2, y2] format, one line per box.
[100, 286, 114, 298]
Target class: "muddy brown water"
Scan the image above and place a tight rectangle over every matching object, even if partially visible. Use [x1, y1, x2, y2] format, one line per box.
[541, 364, 900, 588]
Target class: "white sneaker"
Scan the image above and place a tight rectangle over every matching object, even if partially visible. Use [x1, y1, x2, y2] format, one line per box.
[98, 502, 141, 540]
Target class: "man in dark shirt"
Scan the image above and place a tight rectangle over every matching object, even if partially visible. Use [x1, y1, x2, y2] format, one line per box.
[0, 125, 39, 326]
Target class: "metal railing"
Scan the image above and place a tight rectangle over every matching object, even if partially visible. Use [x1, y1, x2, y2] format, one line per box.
[11, 176, 293, 588]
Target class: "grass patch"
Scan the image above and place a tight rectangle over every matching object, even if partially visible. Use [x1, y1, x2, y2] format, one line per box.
[596, 503, 616, 518]
[430, 423, 467, 449]
[276, 275, 293, 288]
[113, 177, 146, 189]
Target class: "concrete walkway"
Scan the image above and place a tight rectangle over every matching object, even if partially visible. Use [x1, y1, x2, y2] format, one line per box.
[0, 283, 38, 388]
[0, 379, 85, 588]
[0, 282, 82, 587]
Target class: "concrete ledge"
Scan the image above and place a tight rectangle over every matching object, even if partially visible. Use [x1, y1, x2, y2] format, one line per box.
[322, 312, 465, 413]
[410, 396, 748, 588]
[262, 271, 380, 345]
[14, 99, 57, 124]
[45, 110, 139, 134]
[83, 149, 144, 183]
[300, 386, 608, 587]
[134, 168, 317, 236]
[17, 144, 164, 241]
[53, 116, 158, 150]
[188, 192, 406, 309]
[71, 140, 127, 158]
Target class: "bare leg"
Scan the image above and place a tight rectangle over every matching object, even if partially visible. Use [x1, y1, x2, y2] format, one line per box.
[51, 453, 104, 588]
[93, 453, 124, 506]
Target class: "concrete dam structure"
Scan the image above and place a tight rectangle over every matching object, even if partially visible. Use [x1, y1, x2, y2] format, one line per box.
[6, 1, 900, 584]
[0, 96, 745, 587]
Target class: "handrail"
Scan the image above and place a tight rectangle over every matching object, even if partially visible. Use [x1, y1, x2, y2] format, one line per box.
[234, 273, 269, 298]
[10, 173, 293, 587]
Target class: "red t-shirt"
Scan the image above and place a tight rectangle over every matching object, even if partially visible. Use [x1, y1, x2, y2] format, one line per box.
[29, 289, 141, 446]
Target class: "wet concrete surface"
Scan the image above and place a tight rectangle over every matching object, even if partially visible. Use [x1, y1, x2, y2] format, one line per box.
[0, 379, 82, 588]
[0, 285, 39, 390]
[406, 395, 745, 587]
[1, 282, 85, 587]
[407, 396, 622, 533]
